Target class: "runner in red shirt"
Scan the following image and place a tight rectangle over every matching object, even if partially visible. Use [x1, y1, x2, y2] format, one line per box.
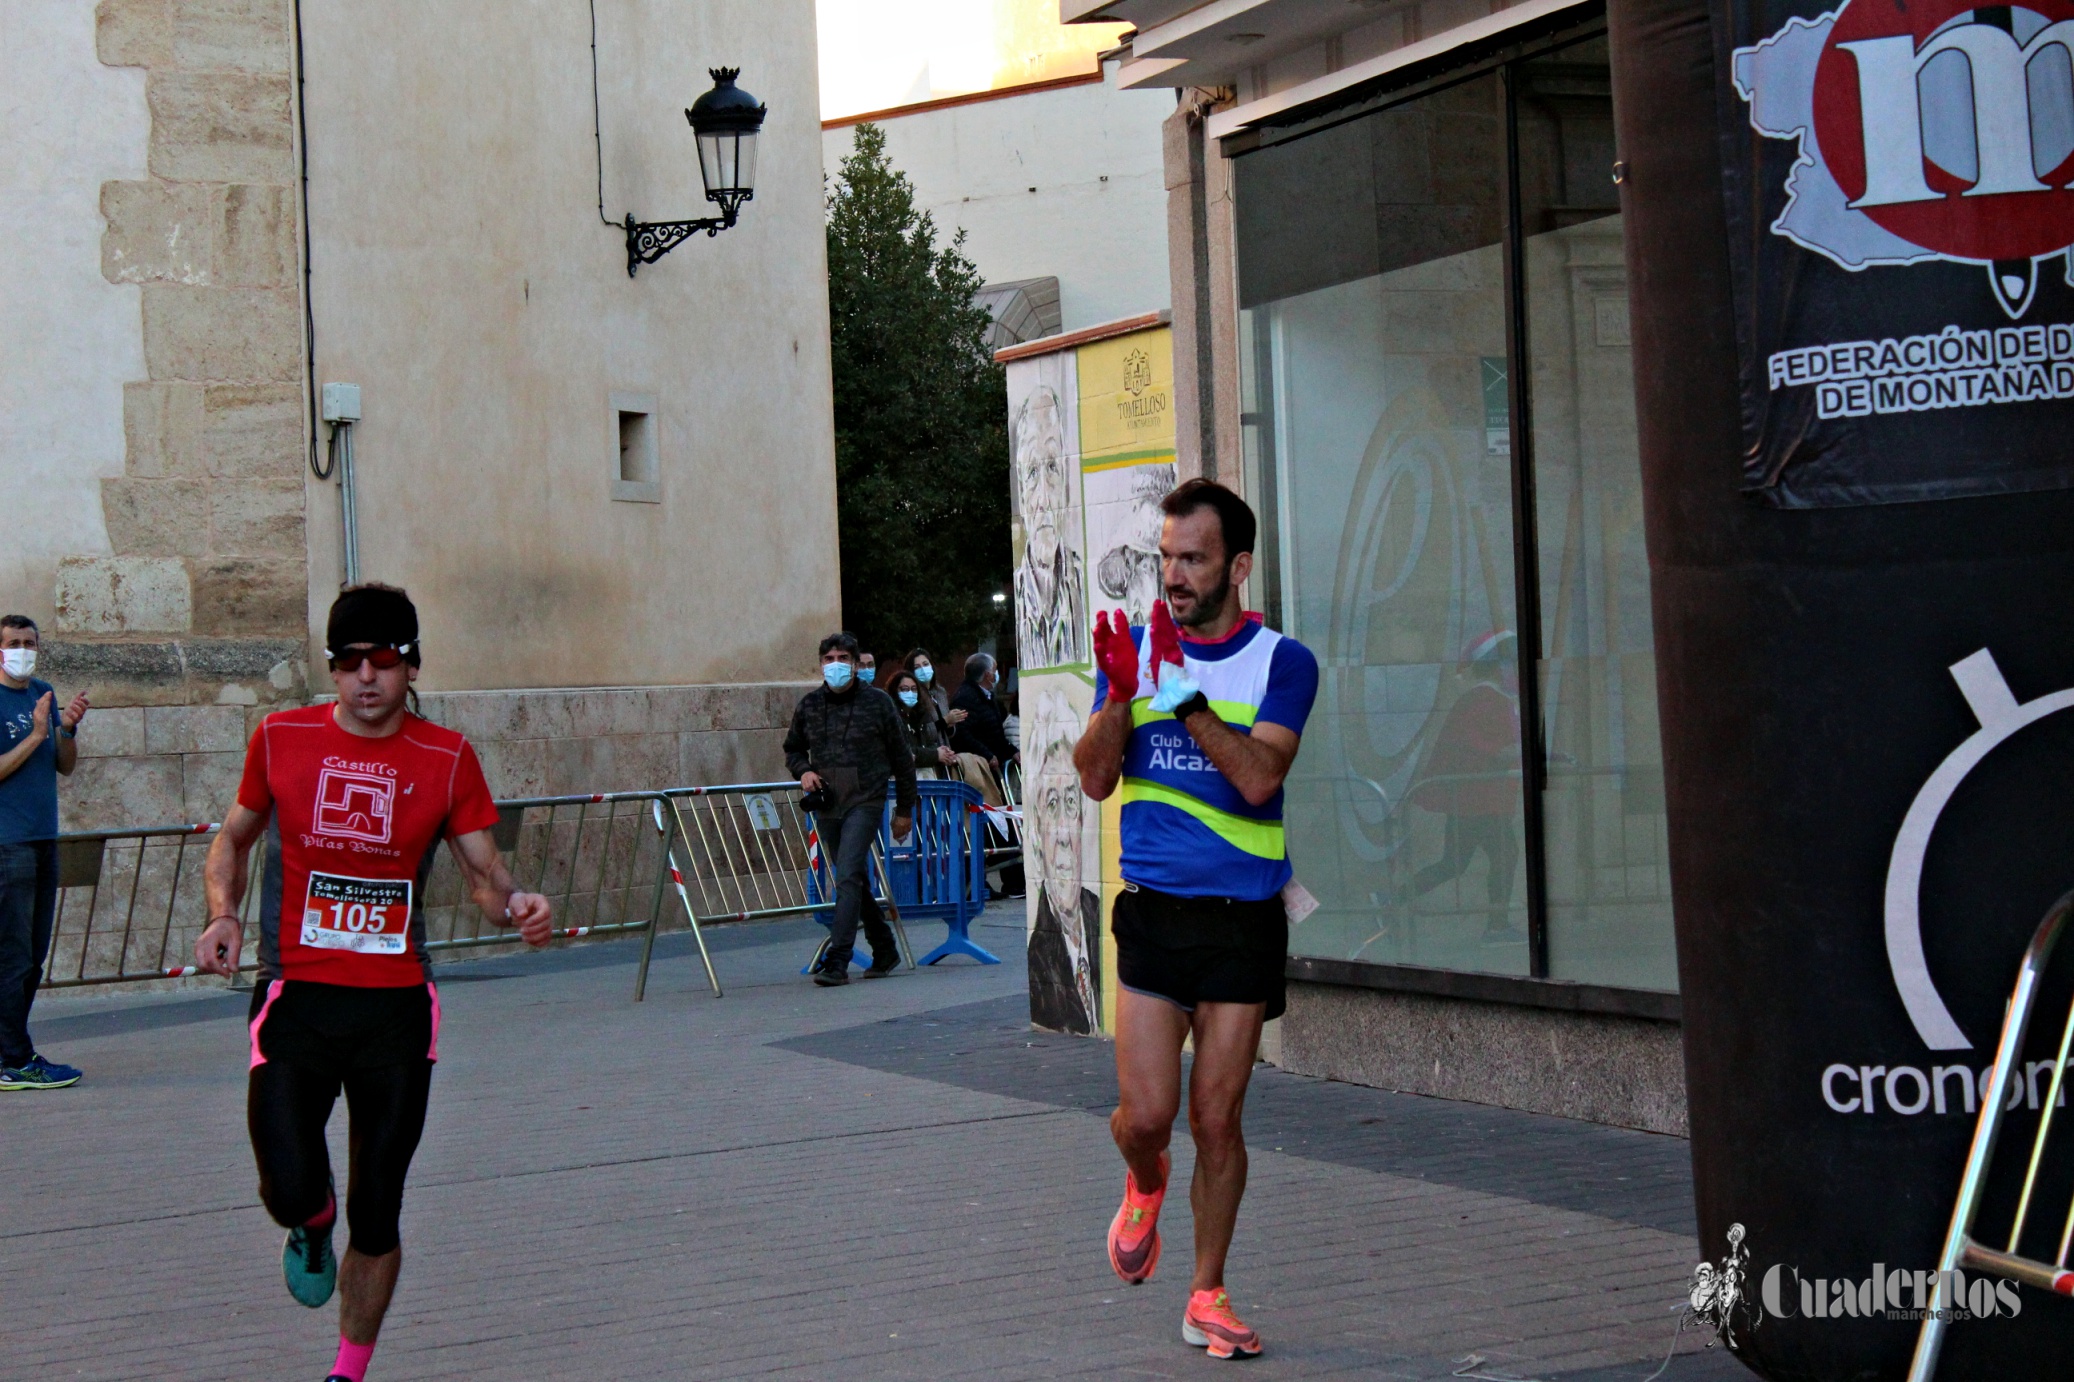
[195, 585, 551, 1382]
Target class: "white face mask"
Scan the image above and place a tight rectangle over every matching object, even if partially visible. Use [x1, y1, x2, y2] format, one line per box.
[1, 648, 35, 680]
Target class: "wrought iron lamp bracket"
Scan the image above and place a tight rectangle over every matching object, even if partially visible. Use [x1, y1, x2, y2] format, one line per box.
[624, 210, 726, 276]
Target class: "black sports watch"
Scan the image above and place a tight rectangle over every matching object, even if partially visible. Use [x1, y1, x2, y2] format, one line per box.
[1171, 690, 1212, 722]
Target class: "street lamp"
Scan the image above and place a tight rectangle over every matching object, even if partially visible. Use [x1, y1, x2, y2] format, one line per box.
[624, 67, 768, 277]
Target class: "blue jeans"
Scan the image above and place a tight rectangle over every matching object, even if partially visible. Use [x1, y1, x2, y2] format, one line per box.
[0, 841, 58, 1068]
[817, 803, 895, 969]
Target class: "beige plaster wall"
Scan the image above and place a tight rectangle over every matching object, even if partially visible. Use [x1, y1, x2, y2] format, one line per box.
[821, 63, 1171, 334]
[298, 0, 840, 693]
[0, 2, 147, 625]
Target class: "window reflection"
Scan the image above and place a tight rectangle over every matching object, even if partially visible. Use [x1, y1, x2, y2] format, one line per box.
[1519, 40, 1677, 990]
[1235, 34, 1676, 991]
[1239, 74, 1532, 977]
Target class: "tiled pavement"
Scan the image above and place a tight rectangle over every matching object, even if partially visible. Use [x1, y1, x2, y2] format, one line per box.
[2, 915, 1750, 1381]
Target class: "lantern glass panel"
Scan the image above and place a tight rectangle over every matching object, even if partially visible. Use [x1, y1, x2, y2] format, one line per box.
[734, 130, 758, 196]
[696, 130, 758, 201]
[697, 130, 726, 198]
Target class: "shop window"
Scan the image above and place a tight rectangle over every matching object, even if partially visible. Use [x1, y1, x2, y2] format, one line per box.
[1235, 30, 1675, 991]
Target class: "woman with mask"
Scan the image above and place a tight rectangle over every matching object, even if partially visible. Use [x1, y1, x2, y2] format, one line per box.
[902, 649, 966, 731]
[886, 670, 957, 779]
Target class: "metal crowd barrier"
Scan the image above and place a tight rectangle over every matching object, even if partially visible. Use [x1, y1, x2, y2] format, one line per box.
[39, 824, 239, 990]
[42, 778, 997, 1002]
[636, 782, 885, 999]
[797, 778, 996, 968]
[1910, 889, 2074, 1380]
[39, 791, 696, 992]
[985, 760, 1025, 875]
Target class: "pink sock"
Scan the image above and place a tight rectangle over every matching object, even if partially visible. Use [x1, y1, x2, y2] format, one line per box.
[330, 1338, 375, 1382]
[306, 1195, 336, 1232]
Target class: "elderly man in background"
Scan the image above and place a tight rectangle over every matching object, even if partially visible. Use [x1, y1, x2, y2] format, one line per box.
[949, 653, 1018, 771]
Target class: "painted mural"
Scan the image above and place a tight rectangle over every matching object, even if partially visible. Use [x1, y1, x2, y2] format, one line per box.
[1005, 321, 1173, 1035]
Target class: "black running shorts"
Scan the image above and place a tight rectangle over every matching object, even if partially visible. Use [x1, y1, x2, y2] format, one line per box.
[1112, 884, 1289, 1020]
[246, 981, 437, 1257]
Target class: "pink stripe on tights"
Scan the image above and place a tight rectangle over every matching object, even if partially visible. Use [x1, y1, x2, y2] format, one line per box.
[247, 979, 284, 1070]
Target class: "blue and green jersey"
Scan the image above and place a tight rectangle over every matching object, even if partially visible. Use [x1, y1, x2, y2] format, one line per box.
[1093, 615, 1319, 901]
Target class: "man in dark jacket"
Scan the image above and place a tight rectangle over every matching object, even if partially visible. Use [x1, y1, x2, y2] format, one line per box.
[949, 653, 1018, 768]
[784, 632, 917, 986]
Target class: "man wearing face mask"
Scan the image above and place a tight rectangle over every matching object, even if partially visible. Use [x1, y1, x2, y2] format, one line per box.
[949, 652, 1018, 771]
[0, 615, 89, 1091]
[784, 632, 915, 985]
[857, 651, 877, 687]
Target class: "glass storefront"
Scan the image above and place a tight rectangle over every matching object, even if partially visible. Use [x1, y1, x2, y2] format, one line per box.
[1236, 33, 1677, 991]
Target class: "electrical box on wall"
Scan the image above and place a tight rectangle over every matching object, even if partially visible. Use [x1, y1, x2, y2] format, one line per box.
[321, 383, 362, 422]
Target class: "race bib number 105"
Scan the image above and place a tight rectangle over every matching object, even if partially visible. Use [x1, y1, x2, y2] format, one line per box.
[302, 872, 412, 955]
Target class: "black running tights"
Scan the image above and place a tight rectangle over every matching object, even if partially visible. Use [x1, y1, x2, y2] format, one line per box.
[248, 1057, 431, 1257]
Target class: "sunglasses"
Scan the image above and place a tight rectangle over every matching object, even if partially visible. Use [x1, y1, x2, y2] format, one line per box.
[328, 643, 412, 672]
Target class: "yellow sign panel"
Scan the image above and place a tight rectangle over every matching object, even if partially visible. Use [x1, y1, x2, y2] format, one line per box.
[1076, 327, 1174, 468]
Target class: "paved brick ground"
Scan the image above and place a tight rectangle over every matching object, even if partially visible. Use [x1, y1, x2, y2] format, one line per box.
[2, 915, 1750, 1381]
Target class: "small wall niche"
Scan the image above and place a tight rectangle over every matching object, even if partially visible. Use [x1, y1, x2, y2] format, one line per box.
[611, 391, 660, 503]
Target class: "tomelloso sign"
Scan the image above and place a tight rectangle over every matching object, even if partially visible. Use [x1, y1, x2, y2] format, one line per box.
[1720, 0, 2074, 503]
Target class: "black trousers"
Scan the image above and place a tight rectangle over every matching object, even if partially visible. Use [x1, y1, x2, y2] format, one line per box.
[818, 802, 895, 968]
[0, 841, 57, 1069]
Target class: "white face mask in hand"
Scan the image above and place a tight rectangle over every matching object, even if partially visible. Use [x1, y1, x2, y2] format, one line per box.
[1, 649, 35, 680]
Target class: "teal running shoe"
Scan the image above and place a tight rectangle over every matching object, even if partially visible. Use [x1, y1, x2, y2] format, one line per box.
[283, 1221, 337, 1308]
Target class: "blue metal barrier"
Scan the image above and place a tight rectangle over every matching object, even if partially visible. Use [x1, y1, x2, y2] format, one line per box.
[805, 779, 996, 967]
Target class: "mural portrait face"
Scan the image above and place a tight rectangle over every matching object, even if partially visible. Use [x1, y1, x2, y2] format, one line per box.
[1026, 687, 1098, 1026]
[1014, 385, 1070, 566]
[1010, 372, 1088, 671]
[1037, 756, 1086, 912]
[1027, 687, 1089, 912]
[1037, 751, 1098, 1028]
[1094, 461, 1177, 626]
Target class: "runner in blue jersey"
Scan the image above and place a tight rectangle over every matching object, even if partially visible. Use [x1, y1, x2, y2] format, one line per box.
[1074, 478, 1318, 1360]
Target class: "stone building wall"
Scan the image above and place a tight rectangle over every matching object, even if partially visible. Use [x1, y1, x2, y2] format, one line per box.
[59, 682, 809, 831]
[34, 3, 832, 835]
[73, 0, 309, 713]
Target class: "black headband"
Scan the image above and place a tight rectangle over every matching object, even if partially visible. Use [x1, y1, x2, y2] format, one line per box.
[326, 587, 420, 666]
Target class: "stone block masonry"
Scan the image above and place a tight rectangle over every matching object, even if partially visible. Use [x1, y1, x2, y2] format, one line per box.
[85, 0, 308, 713]
[56, 682, 812, 832]
[1276, 981, 1690, 1136]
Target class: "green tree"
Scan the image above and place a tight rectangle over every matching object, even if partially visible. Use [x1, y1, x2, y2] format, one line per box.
[825, 123, 1010, 660]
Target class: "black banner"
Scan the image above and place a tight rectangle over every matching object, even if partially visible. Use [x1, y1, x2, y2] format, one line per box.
[1716, 0, 2074, 506]
[1615, 0, 2074, 1373]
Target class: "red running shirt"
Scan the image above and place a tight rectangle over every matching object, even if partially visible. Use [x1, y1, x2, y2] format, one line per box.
[237, 705, 500, 987]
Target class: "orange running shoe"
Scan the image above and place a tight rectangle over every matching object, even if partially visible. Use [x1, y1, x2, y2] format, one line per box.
[1183, 1288, 1264, 1360]
[1106, 1151, 1168, 1284]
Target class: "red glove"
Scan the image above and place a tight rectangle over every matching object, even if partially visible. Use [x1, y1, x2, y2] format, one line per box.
[1093, 609, 1137, 704]
[1149, 600, 1184, 678]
